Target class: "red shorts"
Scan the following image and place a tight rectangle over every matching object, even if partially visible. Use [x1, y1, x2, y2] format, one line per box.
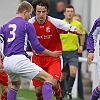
[0, 71, 8, 86]
[32, 55, 61, 86]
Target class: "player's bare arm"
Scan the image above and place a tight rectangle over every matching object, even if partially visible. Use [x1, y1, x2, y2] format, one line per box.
[41, 49, 62, 57]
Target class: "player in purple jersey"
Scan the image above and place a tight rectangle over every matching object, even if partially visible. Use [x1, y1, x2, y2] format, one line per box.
[0, 1, 63, 100]
[87, 17, 100, 100]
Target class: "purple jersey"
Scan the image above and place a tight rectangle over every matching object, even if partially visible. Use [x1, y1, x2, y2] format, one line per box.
[0, 17, 45, 57]
[87, 17, 100, 55]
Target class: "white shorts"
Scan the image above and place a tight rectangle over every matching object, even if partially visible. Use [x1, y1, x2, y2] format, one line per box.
[3, 55, 43, 82]
[97, 56, 100, 80]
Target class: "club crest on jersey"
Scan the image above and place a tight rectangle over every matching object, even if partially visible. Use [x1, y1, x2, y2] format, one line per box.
[46, 27, 50, 33]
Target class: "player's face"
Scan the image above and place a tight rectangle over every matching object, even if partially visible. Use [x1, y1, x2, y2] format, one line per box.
[64, 8, 74, 20]
[35, 5, 48, 24]
[24, 9, 32, 21]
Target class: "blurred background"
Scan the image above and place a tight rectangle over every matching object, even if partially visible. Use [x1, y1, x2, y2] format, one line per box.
[0, 0, 100, 99]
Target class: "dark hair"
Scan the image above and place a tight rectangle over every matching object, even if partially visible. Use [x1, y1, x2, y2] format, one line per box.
[64, 4, 75, 12]
[16, 1, 33, 14]
[32, 0, 49, 12]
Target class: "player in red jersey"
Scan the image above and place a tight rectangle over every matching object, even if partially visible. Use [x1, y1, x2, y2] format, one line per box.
[29, 0, 82, 100]
[0, 56, 8, 100]
[0, 71, 8, 100]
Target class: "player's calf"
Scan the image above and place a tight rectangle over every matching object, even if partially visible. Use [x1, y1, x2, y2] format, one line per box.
[53, 83, 62, 100]
[1, 93, 7, 100]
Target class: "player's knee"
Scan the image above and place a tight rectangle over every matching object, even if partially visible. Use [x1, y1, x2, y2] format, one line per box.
[46, 74, 54, 84]
[12, 79, 21, 90]
[52, 79, 58, 90]
[61, 73, 66, 81]
[2, 87, 8, 95]
[70, 71, 76, 77]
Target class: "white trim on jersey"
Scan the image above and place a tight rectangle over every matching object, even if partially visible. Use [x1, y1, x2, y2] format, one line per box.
[28, 16, 76, 32]
[0, 41, 2, 52]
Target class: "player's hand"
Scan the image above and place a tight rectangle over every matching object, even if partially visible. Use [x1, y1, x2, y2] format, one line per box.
[78, 46, 83, 54]
[74, 28, 82, 35]
[87, 53, 94, 65]
[50, 51, 62, 58]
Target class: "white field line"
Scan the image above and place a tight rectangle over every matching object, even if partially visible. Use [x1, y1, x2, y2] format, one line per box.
[17, 97, 33, 100]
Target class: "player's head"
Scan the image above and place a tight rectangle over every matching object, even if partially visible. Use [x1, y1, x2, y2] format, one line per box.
[32, 0, 49, 24]
[16, 1, 33, 21]
[64, 4, 75, 21]
[73, 14, 81, 22]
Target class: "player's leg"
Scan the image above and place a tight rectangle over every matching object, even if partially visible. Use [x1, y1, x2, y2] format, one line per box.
[32, 54, 44, 100]
[90, 56, 100, 100]
[0, 72, 8, 100]
[33, 70, 53, 100]
[90, 85, 100, 100]
[7, 78, 21, 100]
[47, 58, 62, 100]
[33, 69, 61, 100]
[78, 61, 84, 99]
[4, 55, 54, 100]
[32, 56, 61, 100]
[61, 51, 78, 100]
[66, 65, 77, 100]
[34, 86, 43, 100]
[1, 84, 8, 100]
[60, 52, 69, 100]
[3, 55, 23, 100]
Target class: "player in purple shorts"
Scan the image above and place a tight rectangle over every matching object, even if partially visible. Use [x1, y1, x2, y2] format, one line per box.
[87, 17, 100, 100]
[0, 1, 63, 100]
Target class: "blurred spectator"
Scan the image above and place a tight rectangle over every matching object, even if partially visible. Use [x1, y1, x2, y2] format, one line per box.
[60, 4, 86, 100]
[52, 1, 65, 20]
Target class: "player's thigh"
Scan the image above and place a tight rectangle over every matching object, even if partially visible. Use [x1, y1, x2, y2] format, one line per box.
[0, 84, 8, 93]
[69, 51, 78, 70]
[34, 70, 53, 83]
[69, 57, 78, 76]
[47, 58, 61, 81]
[0, 72, 8, 86]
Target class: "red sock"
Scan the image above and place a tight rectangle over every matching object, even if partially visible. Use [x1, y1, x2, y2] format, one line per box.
[1, 94, 7, 100]
[53, 83, 62, 98]
[36, 95, 43, 100]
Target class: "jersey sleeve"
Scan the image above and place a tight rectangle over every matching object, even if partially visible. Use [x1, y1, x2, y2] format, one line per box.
[0, 27, 4, 43]
[87, 19, 100, 53]
[26, 23, 45, 54]
[48, 16, 76, 33]
[0, 27, 4, 52]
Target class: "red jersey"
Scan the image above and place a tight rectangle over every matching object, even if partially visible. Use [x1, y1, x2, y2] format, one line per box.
[29, 16, 75, 56]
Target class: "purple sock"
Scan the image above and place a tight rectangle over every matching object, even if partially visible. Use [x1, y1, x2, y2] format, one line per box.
[42, 82, 52, 100]
[90, 86, 100, 100]
[7, 88, 18, 100]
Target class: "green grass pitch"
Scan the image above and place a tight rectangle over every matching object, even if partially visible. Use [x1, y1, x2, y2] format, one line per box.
[17, 89, 80, 100]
